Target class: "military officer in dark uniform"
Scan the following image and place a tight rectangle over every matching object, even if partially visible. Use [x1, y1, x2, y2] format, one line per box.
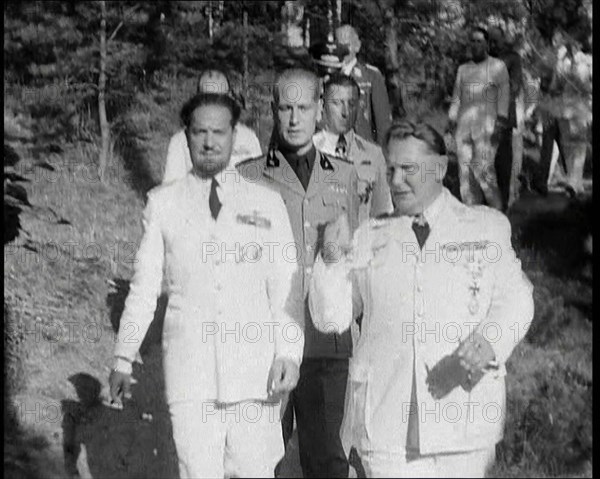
[336, 24, 392, 147]
[237, 67, 360, 478]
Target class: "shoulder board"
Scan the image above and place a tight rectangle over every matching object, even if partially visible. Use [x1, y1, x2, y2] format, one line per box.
[371, 213, 398, 229]
[235, 154, 267, 180]
[353, 133, 378, 152]
[235, 154, 265, 169]
[365, 63, 382, 74]
[321, 151, 352, 167]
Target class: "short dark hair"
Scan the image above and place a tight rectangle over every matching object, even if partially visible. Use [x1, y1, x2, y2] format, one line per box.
[471, 26, 489, 42]
[384, 120, 446, 155]
[180, 93, 241, 129]
[324, 73, 360, 99]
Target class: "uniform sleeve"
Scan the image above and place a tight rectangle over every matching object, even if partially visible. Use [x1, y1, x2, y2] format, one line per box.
[114, 192, 165, 364]
[247, 127, 263, 158]
[163, 130, 191, 183]
[369, 147, 394, 217]
[309, 255, 363, 335]
[265, 193, 305, 367]
[475, 214, 534, 365]
[496, 61, 511, 120]
[448, 65, 462, 122]
[370, 68, 393, 146]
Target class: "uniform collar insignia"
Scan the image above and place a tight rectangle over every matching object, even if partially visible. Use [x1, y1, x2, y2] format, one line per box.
[266, 150, 280, 168]
[320, 155, 334, 171]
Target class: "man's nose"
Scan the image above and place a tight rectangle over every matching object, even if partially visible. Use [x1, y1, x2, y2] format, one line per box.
[203, 132, 215, 149]
[341, 103, 349, 118]
[391, 169, 405, 187]
[289, 107, 299, 125]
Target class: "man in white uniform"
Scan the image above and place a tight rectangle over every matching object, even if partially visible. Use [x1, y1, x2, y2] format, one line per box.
[109, 93, 303, 478]
[313, 73, 393, 225]
[309, 121, 534, 477]
[448, 27, 510, 210]
[162, 69, 262, 182]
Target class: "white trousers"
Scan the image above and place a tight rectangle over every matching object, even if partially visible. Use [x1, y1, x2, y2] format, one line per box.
[359, 447, 496, 478]
[170, 400, 284, 478]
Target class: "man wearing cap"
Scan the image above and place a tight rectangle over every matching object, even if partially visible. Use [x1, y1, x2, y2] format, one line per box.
[314, 72, 393, 225]
[162, 69, 262, 183]
[237, 67, 360, 478]
[311, 40, 349, 81]
[336, 25, 392, 147]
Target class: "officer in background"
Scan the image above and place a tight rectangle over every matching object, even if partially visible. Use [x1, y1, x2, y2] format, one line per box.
[237, 67, 360, 478]
[488, 25, 525, 210]
[336, 24, 392, 147]
[448, 27, 510, 211]
[313, 72, 393, 225]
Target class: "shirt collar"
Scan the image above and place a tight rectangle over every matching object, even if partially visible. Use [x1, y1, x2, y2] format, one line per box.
[190, 163, 239, 202]
[278, 145, 316, 169]
[341, 57, 358, 75]
[417, 187, 447, 227]
[314, 129, 354, 157]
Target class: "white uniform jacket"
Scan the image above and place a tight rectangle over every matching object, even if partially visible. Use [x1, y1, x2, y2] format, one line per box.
[163, 125, 262, 183]
[309, 188, 534, 456]
[114, 168, 303, 405]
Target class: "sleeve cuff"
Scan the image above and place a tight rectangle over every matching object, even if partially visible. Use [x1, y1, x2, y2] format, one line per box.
[113, 357, 133, 375]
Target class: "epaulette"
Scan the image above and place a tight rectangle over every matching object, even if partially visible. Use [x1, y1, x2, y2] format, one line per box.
[371, 212, 397, 229]
[235, 154, 267, 182]
[235, 154, 265, 170]
[365, 63, 383, 74]
[322, 151, 352, 167]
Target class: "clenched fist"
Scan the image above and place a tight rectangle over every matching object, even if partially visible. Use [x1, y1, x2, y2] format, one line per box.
[322, 214, 352, 264]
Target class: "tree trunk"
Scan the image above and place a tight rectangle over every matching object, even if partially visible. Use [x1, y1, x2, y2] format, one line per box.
[208, 2, 213, 45]
[98, 0, 110, 183]
[384, 8, 405, 119]
[243, 8, 248, 104]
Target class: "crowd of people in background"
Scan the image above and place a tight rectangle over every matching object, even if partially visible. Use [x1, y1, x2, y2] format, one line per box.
[108, 21, 589, 478]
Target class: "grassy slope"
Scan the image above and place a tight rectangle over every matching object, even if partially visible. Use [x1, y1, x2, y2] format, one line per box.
[4, 84, 592, 478]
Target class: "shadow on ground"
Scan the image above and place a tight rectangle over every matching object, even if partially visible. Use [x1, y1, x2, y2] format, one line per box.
[60, 282, 178, 478]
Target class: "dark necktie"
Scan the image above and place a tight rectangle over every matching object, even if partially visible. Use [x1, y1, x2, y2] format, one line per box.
[335, 134, 347, 159]
[296, 157, 311, 191]
[209, 177, 221, 221]
[412, 215, 430, 249]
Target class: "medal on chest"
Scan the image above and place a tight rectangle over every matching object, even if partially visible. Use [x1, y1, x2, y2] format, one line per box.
[465, 256, 484, 315]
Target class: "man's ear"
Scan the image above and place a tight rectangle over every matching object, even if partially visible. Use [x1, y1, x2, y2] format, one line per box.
[316, 98, 324, 124]
[231, 123, 238, 144]
[437, 155, 448, 182]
